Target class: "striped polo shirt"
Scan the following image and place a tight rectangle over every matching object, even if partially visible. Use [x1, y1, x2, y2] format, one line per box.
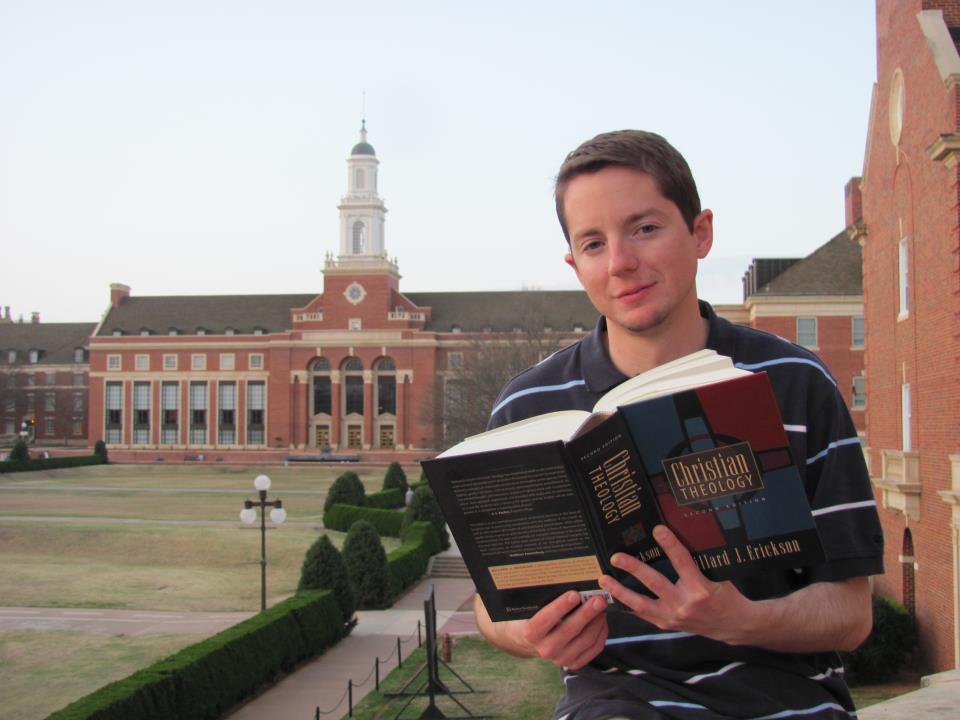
[488, 301, 884, 720]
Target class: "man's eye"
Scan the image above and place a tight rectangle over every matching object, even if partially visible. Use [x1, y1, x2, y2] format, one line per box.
[637, 224, 658, 234]
[582, 239, 604, 252]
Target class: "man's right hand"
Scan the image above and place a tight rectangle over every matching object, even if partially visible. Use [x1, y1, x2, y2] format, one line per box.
[474, 590, 609, 669]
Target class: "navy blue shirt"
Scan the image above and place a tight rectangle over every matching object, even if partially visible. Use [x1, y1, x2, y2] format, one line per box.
[488, 301, 884, 720]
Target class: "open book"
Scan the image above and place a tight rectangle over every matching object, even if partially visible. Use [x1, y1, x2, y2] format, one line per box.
[422, 350, 824, 621]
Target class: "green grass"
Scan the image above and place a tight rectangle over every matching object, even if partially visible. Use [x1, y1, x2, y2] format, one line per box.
[0, 630, 197, 720]
[349, 637, 563, 720]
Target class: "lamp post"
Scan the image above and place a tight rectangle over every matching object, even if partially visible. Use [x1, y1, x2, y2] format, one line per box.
[239, 474, 287, 611]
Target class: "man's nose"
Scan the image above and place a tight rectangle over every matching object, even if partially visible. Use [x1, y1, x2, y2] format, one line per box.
[607, 238, 639, 276]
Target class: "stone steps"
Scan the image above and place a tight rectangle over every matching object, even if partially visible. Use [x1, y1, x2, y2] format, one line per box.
[428, 555, 471, 578]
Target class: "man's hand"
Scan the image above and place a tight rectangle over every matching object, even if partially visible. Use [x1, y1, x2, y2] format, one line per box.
[597, 525, 872, 654]
[475, 590, 609, 669]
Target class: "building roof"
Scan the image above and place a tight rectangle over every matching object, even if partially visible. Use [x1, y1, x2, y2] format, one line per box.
[0, 322, 97, 364]
[406, 291, 598, 332]
[351, 141, 376, 156]
[97, 294, 316, 336]
[96, 290, 599, 336]
[751, 232, 862, 296]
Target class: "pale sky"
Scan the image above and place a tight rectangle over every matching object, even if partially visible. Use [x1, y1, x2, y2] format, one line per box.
[0, 1, 877, 323]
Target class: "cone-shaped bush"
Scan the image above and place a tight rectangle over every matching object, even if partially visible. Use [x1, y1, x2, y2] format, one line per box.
[343, 520, 390, 608]
[10, 439, 29, 462]
[383, 462, 408, 493]
[298, 534, 355, 622]
[401, 486, 449, 550]
[93, 439, 108, 463]
[323, 471, 366, 513]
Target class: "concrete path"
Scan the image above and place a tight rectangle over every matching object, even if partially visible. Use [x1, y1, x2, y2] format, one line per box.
[226, 576, 478, 720]
[858, 670, 960, 720]
[0, 606, 253, 636]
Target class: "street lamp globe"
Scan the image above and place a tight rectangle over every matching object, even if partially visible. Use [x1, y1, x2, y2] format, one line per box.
[254, 474, 271, 491]
[240, 507, 257, 524]
[270, 507, 287, 524]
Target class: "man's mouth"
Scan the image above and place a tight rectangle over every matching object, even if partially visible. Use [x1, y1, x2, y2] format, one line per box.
[615, 283, 654, 301]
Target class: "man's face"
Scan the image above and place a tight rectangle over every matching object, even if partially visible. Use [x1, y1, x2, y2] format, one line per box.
[563, 166, 713, 338]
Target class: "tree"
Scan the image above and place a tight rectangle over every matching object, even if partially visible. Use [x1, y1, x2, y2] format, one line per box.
[342, 520, 390, 608]
[323, 471, 366, 513]
[382, 461, 408, 493]
[93, 440, 108, 463]
[9, 439, 29, 462]
[439, 296, 565, 448]
[298, 534, 355, 622]
[402, 486, 449, 550]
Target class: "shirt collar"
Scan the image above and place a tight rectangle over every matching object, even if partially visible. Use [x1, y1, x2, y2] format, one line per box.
[581, 300, 732, 394]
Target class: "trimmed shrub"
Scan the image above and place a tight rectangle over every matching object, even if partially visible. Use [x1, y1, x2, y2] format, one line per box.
[402, 486, 449, 550]
[323, 471, 366, 513]
[298, 535, 355, 622]
[93, 440, 108, 463]
[0, 453, 105, 474]
[383, 462, 409, 493]
[842, 594, 917, 685]
[343, 520, 390, 609]
[389, 521, 443, 597]
[9, 439, 29, 462]
[323, 503, 404, 537]
[365, 487, 404, 509]
[46, 590, 345, 720]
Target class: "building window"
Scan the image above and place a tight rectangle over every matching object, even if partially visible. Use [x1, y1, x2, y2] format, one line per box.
[253, 327, 265, 336]
[247, 381, 265, 445]
[375, 358, 396, 416]
[901, 382, 912, 451]
[852, 376, 866, 409]
[249, 353, 263, 370]
[107, 355, 121, 371]
[218, 382, 236, 444]
[343, 358, 364, 416]
[5, 419, 14, 435]
[161, 381, 179, 444]
[796, 317, 817, 347]
[224, 327, 235, 336]
[352, 221, 365, 254]
[105, 381, 122, 444]
[168, 328, 179, 336]
[28, 349, 39, 364]
[191, 354, 206, 370]
[355, 167, 365, 189]
[189, 382, 207, 445]
[220, 353, 235, 371]
[73, 394, 83, 412]
[135, 354, 150, 371]
[74, 347, 85, 363]
[44, 393, 55, 412]
[44, 418, 55, 435]
[7, 350, 15, 364]
[26, 374, 35, 387]
[112, 329, 123, 337]
[448, 352, 463, 369]
[45, 372, 55, 385]
[451, 325, 461, 333]
[163, 354, 177, 370]
[72, 419, 83, 436]
[139, 329, 151, 336]
[4, 398, 14, 413]
[851, 316, 864, 348]
[196, 327, 207, 336]
[133, 382, 150, 444]
[349, 318, 362, 331]
[898, 238, 909, 318]
[73, 373, 84, 387]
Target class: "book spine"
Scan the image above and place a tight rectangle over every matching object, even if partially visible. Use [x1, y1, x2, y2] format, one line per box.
[565, 413, 665, 576]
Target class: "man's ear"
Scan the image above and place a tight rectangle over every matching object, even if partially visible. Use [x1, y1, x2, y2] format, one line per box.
[564, 251, 580, 277]
[693, 209, 714, 259]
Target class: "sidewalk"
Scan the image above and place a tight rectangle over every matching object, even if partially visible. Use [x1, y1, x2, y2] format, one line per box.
[225, 575, 478, 720]
[858, 669, 960, 720]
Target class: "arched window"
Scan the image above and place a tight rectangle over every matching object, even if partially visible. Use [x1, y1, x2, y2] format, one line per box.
[902, 529, 916, 616]
[311, 358, 332, 416]
[342, 358, 364, 415]
[352, 221, 365, 254]
[375, 358, 396, 416]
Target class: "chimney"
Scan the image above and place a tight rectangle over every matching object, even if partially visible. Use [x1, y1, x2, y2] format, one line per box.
[110, 283, 131, 308]
[31, 311, 40, 324]
[845, 177, 863, 227]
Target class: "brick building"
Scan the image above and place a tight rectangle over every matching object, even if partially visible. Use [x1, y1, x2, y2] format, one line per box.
[0, 308, 94, 444]
[853, 0, 960, 672]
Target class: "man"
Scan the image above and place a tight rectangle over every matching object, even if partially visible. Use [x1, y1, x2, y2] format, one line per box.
[475, 130, 883, 719]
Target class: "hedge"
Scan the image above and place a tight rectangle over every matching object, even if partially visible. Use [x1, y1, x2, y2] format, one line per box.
[842, 594, 917, 685]
[47, 590, 346, 720]
[0, 454, 105, 474]
[323, 503, 404, 537]
[364, 487, 404, 509]
[387, 521, 443, 598]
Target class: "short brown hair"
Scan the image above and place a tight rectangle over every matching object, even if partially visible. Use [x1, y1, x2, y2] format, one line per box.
[555, 130, 701, 241]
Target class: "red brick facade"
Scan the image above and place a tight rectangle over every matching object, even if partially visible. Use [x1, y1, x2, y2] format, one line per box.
[858, 0, 960, 672]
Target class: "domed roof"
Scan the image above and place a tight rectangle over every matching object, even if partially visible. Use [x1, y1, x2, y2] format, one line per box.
[351, 120, 376, 156]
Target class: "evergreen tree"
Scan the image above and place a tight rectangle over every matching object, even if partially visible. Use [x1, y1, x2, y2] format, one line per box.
[298, 534, 355, 622]
[382, 462, 408, 492]
[323, 471, 366, 513]
[9, 439, 29, 462]
[93, 440, 108, 463]
[342, 520, 390, 608]
[402, 486, 449, 549]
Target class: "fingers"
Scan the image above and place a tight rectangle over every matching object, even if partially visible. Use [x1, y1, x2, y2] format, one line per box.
[562, 612, 609, 669]
[650, 525, 703, 580]
[521, 591, 609, 667]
